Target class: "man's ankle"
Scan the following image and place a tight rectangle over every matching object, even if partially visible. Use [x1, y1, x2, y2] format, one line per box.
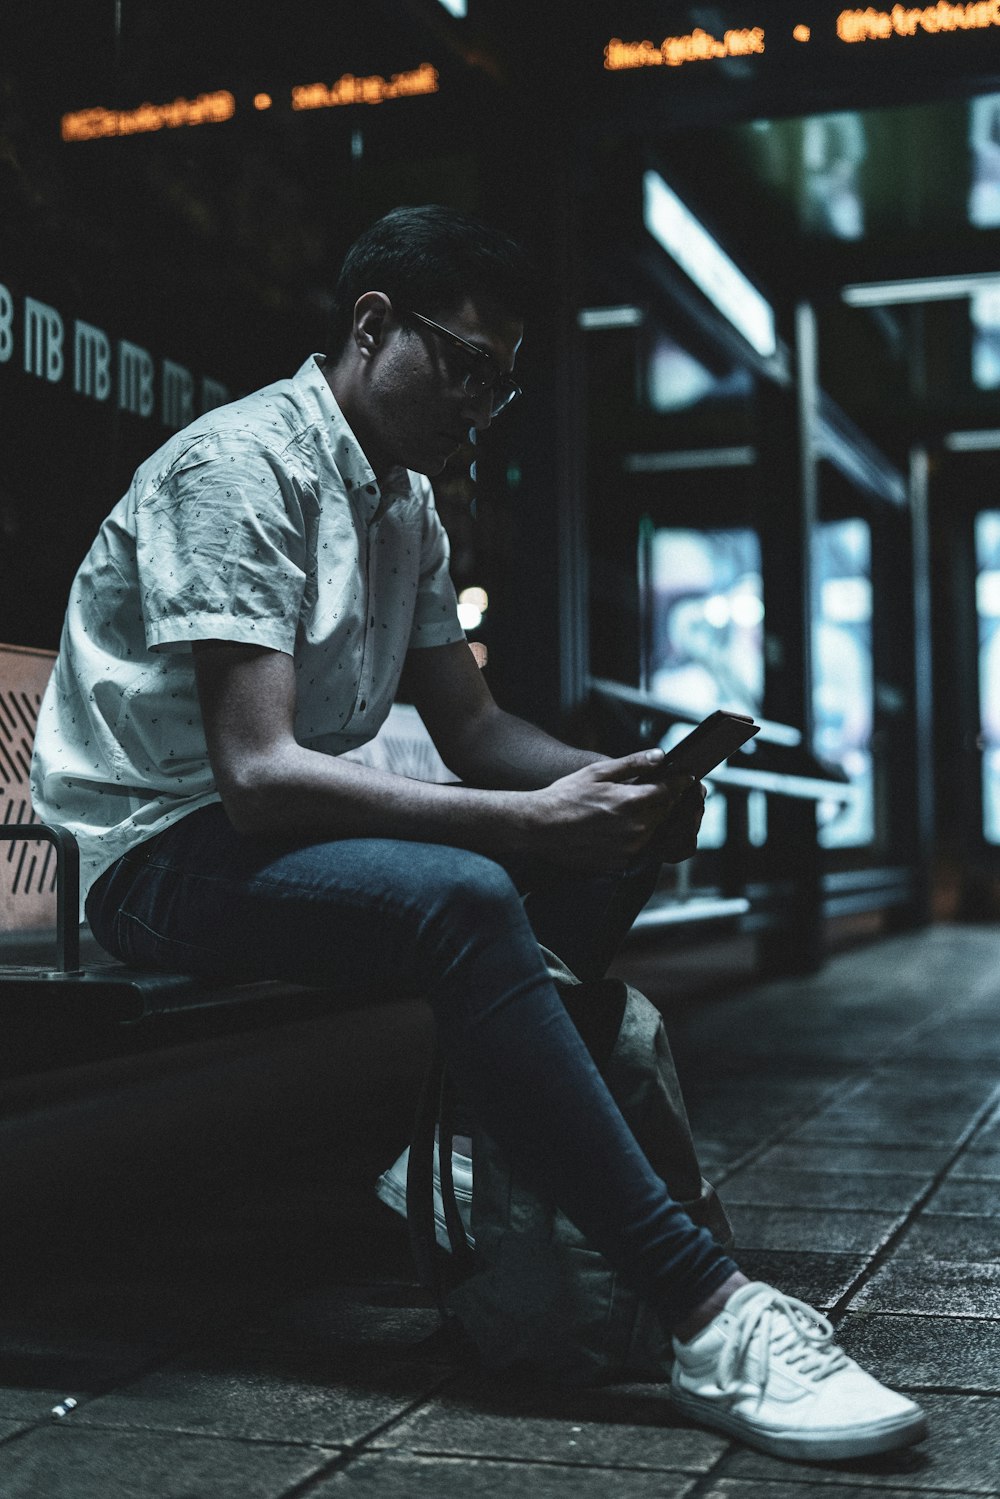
[673, 1271, 750, 1344]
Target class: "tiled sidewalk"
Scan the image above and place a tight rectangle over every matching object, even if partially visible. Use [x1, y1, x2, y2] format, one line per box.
[1, 924, 999, 1496]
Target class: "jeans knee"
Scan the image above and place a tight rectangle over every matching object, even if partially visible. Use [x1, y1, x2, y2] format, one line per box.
[423, 850, 522, 933]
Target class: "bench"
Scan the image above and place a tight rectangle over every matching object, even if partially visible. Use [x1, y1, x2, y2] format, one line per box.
[0, 643, 457, 1079]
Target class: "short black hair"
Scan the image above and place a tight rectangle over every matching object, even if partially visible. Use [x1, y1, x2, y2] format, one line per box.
[328, 204, 533, 355]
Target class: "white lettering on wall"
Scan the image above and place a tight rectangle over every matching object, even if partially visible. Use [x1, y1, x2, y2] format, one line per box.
[74, 320, 112, 401]
[118, 339, 156, 417]
[24, 297, 65, 382]
[0, 283, 13, 364]
[201, 375, 230, 413]
[0, 280, 229, 426]
[162, 358, 195, 428]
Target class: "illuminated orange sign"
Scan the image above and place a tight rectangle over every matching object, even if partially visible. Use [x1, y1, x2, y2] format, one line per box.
[291, 63, 439, 110]
[604, 27, 765, 69]
[61, 64, 439, 142]
[61, 90, 236, 142]
[837, 2, 1000, 39]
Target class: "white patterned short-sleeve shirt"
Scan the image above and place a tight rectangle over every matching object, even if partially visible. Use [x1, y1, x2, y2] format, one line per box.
[31, 355, 465, 910]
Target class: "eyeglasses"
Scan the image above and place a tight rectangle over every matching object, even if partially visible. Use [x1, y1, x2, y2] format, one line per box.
[404, 309, 521, 417]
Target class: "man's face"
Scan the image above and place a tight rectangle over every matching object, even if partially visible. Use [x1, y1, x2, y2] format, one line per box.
[365, 297, 523, 477]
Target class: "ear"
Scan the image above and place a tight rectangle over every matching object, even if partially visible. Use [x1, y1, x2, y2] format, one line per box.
[353, 292, 393, 360]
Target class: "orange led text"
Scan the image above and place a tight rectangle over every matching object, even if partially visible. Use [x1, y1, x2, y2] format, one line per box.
[61, 90, 236, 142]
[837, 2, 1000, 39]
[604, 27, 765, 70]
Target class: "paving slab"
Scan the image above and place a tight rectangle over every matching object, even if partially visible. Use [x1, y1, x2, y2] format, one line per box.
[375, 1369, 725, 1473]
[311, 1451, 701, 1496]
[750, 1142, 951, 1178]
[0, 1424, 336, 1499]
[836, 1312, 1000, 1391]
[219, 1281, 444, 1357]
[727, 1251, 868, 1311]
[721, 1167, 924, 1213]
[683, 1077, 851, 1140]
[853, 1260, 1000, 1319]
[698, 1481, 946, 1499]
[788, 1070, 999, 1147]
[891, 1214, 1000, 1261]
[892, 1021, 1000, 1065]
[0, 1330, 158, 1422]
[726, 1204, 903, 1255]
[949, 1147, 1000, 1178]
[924, 1178, 1000, 1215]
[724, 1392, 1000, 1493]
[72, 1345, 451, 1446]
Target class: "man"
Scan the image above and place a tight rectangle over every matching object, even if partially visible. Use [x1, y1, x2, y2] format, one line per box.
[32, 205, 925, 1462]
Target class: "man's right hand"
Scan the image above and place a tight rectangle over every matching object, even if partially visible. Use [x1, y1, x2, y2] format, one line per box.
[522, 750, 695, 872]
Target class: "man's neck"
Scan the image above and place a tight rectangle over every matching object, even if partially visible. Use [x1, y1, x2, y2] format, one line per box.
[323, 356, 394, 482]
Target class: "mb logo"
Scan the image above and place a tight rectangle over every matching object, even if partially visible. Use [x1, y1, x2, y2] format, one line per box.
[0, 282, 228, 425]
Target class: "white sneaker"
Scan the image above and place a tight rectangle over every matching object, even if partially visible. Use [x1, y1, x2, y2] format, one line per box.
[375, 1142, 474, 1252]
[671, 1281, 927, 1462]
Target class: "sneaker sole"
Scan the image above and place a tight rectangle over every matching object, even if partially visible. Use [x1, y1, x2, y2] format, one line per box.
[669, 1384, 928, 1462]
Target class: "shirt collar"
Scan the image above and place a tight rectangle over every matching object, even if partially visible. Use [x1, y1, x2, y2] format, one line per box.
[295, 354, 412, 521]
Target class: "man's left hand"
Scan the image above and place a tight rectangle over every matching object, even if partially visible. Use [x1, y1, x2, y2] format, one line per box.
[648, 779, 707, 864]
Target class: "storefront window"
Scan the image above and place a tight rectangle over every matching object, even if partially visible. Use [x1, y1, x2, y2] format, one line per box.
[812, 518, 875, 848]
[645, 526, 764, 716]
[975, 510, 1000, 843]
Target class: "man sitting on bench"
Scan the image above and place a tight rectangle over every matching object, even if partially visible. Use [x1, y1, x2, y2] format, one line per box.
[31, 204, 925, 1464]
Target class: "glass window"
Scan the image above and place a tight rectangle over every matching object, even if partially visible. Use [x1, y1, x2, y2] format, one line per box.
[646, 527, 764, 717]
[645, 331, 753, 413]
[971, 286, 1000, 392]
[812, 518, 875, 848]
[975, 511, 1000, 843]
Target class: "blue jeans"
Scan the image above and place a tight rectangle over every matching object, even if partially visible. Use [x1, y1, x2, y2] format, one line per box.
[86, 802, 738, 1329]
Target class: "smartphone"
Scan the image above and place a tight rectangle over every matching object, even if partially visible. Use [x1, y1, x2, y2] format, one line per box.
[656, 710, 760, 781]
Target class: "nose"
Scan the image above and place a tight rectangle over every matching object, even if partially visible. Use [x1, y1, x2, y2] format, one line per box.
[461, 387, 494, 432]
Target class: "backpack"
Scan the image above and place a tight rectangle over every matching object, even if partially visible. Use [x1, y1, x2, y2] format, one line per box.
[407, 948, 733, 1386]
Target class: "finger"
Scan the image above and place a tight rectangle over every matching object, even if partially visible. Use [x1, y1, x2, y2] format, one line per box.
[589, 748, 670, 781]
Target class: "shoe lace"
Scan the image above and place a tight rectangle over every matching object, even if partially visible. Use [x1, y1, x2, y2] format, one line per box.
[718, 1287, 849, 1398]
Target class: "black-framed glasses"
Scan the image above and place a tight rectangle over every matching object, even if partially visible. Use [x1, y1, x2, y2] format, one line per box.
[404, 309, 521, 417]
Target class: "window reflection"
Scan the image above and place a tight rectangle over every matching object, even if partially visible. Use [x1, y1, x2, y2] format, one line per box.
[812, 519, 875, 848]
[974, 511, 1000, 843]
[971, 286, 1000, 391]
[969, 93, 1000, 230]
[646, 527, 764, 718]
[645, 330, 753, 413]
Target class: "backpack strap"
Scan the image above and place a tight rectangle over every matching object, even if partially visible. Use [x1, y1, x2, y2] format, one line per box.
[406, 1049, 476, 1316]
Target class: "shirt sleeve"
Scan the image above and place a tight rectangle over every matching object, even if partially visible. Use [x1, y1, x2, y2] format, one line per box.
[135, 432, 308, 654]
[407, 478, 467, 651]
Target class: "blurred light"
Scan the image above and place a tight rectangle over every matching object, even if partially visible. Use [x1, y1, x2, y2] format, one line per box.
[969, 94, 1000, 228]
[62, 90, 235, 141]
[253, 93, 272, 110]
[625, 447, 756, 472]
[437, 0, 467, 13]
[972, 285, 1000, 389]
[821, 577, 872, 623]
[977, 570, 1000, 617]
[731, 593, 765, 628]
[292, 65, 438, 111]
[843, 272, 1000, 305]
[703, 595, 731, 628]
[457, 586, 489, 631]
[945, 429, 1000, 450]
[643, 171, 777, 358]
[577, 305, 644, 329]
[793, 24, 811, 41]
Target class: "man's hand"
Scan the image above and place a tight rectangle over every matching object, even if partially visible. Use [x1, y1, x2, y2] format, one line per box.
[647, 779, 707, 864]
[522, 750, 699, 872]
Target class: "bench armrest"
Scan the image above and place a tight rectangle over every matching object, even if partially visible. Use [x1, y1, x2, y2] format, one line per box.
[0, 824, 81, 973]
